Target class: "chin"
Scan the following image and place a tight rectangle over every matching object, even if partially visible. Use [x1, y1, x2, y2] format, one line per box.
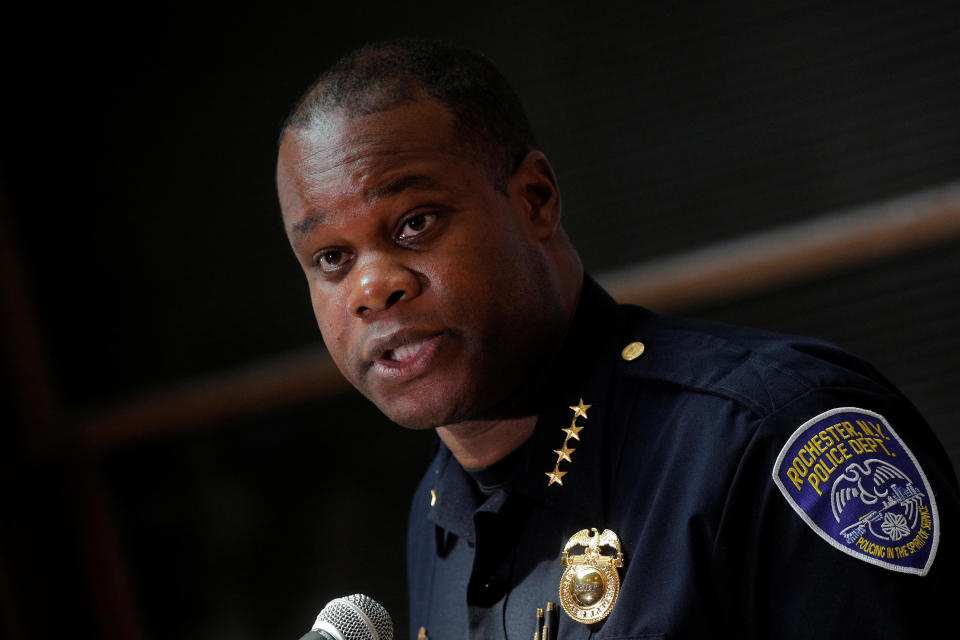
[371, 394, 456, 430]
[381, 408, 449, 431]
[363, 374, 475, 430]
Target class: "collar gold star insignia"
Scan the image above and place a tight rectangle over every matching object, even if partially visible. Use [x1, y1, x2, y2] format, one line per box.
[545, 468, 567, 486]
[545, 398, 590, 487]
[562, 422, 584, 441]
[554, 442, 576, 463]
[570, 399, 591, 420]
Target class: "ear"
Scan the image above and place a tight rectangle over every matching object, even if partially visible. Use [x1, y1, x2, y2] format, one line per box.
[509, 150, 562, 241]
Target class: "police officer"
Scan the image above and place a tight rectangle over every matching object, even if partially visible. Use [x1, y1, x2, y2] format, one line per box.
[276, 39, 960, 639]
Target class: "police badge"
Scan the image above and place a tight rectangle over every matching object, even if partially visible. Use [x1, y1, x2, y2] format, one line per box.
[558, 528, 624, 624]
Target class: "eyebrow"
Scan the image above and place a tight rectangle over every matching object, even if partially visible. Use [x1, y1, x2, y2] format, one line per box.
[363, 174, 445, 202]
[289, 174, 449, 242]
[290, 213, 328, 242]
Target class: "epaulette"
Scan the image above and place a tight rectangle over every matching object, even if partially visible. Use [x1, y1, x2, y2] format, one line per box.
[612, 305, 892, 419]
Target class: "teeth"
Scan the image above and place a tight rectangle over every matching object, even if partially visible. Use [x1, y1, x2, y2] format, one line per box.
[389, 340, 425, 362]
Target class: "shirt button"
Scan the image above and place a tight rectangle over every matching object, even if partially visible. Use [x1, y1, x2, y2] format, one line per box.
[622, 341, 645, 360]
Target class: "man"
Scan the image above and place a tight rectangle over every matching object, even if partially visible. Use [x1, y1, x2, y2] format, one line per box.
[276, 40, 959, 639]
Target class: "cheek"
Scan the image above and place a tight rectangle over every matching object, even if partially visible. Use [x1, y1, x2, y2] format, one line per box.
[437, 231, 530, 301]
[309, 287, 350, 348]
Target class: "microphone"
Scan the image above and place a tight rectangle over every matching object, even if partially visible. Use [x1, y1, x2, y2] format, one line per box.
[298, 594, 394, 640]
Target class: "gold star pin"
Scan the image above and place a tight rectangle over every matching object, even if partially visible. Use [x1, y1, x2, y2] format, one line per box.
[570, 399, 592, 420]
[546, 467, 568, 486]
[562, 422, 585, 441]
[554, 442, 576, 463]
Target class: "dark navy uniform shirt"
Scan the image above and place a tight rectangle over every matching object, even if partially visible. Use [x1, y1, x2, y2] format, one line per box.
[407, 277, 959, 639]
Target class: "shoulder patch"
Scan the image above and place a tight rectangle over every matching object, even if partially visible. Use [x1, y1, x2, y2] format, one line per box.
[772, 407, 939, 575]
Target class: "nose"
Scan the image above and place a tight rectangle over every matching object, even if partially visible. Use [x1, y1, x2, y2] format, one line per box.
[347, 256, 422, 318]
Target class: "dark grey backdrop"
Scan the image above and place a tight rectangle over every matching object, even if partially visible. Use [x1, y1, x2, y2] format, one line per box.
[3, 2, 959, 639]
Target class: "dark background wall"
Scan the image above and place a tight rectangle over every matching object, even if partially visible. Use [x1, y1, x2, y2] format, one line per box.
[3, 2, 959, 639]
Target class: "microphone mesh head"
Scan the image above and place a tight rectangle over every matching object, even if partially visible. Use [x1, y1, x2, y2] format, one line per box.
[316, 594, 393, 640]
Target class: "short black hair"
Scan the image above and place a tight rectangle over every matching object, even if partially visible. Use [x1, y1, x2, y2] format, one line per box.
[280, 38, 537, 192]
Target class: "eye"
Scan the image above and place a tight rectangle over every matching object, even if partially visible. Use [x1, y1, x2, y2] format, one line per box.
[397, 212, 439, 242]
[313, 248, 354, 273]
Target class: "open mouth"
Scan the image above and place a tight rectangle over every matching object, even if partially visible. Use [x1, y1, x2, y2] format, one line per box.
[385, 338, 431, 363]
[371, 331, 446, 379]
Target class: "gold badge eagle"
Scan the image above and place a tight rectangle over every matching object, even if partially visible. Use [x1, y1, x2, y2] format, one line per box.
[558, 528, 624, 624]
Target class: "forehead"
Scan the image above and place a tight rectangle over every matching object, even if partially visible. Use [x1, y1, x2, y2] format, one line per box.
[276, 99, 473, 212]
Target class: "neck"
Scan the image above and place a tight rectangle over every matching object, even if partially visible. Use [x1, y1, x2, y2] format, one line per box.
[438, 258, 582, 471]
[437, 415, 538, 470]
